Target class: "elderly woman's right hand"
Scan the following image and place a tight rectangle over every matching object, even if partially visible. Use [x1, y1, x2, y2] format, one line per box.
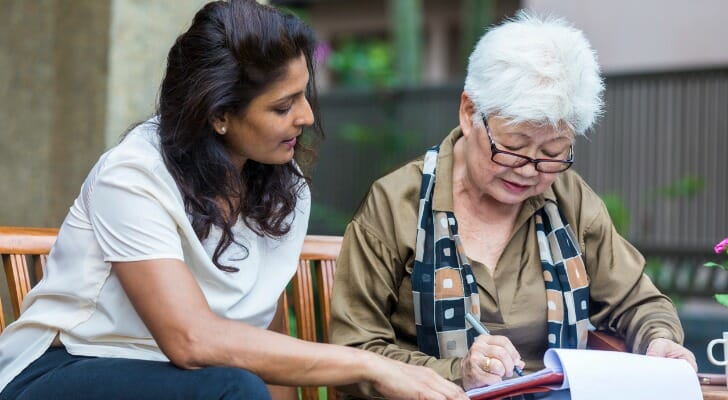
[369, 355, 469, 400]
[460, 335, 525, 391]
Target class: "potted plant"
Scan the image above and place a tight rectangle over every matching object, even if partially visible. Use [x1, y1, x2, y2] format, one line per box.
[705, 237, 728, 385]
[705, 237, 728, 307]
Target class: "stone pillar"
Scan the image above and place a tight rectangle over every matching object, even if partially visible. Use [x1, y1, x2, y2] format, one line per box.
[0, 0, 111, 227]
[424, 19, 448, 85]
[0, 0, 208, 227]
[104, 0, 208, 147]
[48, 1, 113, 224]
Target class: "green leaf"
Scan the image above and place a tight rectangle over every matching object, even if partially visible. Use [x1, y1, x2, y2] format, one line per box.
[658, 175, 706, 199]
[327, 39, 396, 89]
[705, 262, 728, 271]
[715, 294, 728, 308]
[309, 202, 352, 235]
[600, 193, 630, 236]
[338, 124, 378, 145]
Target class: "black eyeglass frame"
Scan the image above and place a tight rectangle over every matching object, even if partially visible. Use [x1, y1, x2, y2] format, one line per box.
[483, 116, 574, 173]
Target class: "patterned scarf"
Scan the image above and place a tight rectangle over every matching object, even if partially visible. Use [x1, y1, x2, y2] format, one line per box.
[412, 145, 590, 358]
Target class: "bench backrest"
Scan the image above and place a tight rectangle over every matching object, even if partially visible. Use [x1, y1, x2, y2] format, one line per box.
[0, 226, 57, 329]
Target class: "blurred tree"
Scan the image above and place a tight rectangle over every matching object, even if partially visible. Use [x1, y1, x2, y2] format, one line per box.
[389, 0, 423, 87]
[327, 39, 396, 89]
[462, 0, 494, 65]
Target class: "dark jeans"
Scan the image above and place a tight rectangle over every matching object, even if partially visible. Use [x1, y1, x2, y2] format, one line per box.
[0, 347, 271, 400]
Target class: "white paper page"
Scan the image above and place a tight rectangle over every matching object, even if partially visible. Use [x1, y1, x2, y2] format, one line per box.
[548, 349, 702, 400]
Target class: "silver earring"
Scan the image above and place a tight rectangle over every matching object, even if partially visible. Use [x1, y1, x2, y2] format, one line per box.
[220, 126, 227, 134]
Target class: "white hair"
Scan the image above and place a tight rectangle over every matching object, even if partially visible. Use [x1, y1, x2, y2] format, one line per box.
[463, 11, 604, 135]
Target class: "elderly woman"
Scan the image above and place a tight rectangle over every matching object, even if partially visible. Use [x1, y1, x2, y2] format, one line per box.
[329, 12, 696, 398]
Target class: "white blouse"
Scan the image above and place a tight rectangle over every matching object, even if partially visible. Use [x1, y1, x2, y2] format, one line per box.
[0, 119, 310, 392]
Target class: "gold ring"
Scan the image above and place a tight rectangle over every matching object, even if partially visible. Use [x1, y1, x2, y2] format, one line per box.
[481, 357, 492, 373]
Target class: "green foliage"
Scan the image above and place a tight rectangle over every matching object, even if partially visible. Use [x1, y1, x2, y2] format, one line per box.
[705, 239, 728, 308]
[602, 175, 708, 304]
[311, 121, 419, 234]
[338, 122, 416, 168]
[705, 259, 728, 307]
[309, 203, 354, 235]
[643, 257, 684, 307]
[390, 0, 422, 86]
[704, 261, 728, 270]
[275, 6, 311, 23]
[327, 39, 397, 89]
[338, 123, 383, 145]
[600, 175, 706, 239]
[461, 0, 494, 69]
[600, 193, 630, 237]
[657, 175, 705, 199]
[716, 294, 728, 308]
[643, 257, 661, 281]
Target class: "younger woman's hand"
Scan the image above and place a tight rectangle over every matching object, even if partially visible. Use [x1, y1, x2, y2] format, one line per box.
[370, 356, 469, 400]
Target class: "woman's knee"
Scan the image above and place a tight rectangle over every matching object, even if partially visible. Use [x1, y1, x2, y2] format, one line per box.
[208, 367, 271, 400]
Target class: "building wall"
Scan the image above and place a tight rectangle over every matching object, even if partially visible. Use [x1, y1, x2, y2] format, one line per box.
[525, 0, 728, 74]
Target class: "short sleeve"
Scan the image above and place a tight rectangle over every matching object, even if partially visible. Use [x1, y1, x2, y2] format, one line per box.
[88, 161, 184, 263]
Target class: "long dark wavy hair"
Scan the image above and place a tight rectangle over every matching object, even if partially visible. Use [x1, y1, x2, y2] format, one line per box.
[157, 0, 322, 272]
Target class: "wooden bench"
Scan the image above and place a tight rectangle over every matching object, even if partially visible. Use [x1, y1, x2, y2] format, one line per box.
[0, 226, 634, 400]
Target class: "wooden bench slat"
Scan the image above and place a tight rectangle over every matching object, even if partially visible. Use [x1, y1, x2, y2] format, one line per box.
[0, 227, 58, 254]
[293, 260, 317, 342]
[0, 293, 5, 333]
[3, 254, 32, 319]
[35, 254, 48, 282]
[316, 259, 337, 399]
[317, 260, 336, 343]
[292, 259, 320, 400]
[300, 235, 342, 260]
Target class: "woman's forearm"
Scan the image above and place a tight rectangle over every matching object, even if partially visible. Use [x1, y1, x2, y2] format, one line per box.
[185, 315, 381, 387]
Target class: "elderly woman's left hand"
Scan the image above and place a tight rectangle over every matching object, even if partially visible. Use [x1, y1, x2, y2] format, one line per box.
[645, 338, 698, 371]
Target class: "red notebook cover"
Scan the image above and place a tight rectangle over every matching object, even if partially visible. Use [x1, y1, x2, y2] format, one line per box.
[467, 371, 564, 400]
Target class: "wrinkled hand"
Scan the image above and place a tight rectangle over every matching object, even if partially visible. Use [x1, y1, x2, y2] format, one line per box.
[460, 335, 525, 391]
[371, 357, 469, 400]
[645, 338, 698, 371]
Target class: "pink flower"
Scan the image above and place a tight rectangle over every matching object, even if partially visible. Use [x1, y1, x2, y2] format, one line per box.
[715, 237, 728, 254]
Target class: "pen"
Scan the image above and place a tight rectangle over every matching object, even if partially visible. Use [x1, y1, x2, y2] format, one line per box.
[465, 312, 524, 377]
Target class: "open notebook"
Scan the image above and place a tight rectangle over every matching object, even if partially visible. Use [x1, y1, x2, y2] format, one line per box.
[466, 348, 702, 400]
